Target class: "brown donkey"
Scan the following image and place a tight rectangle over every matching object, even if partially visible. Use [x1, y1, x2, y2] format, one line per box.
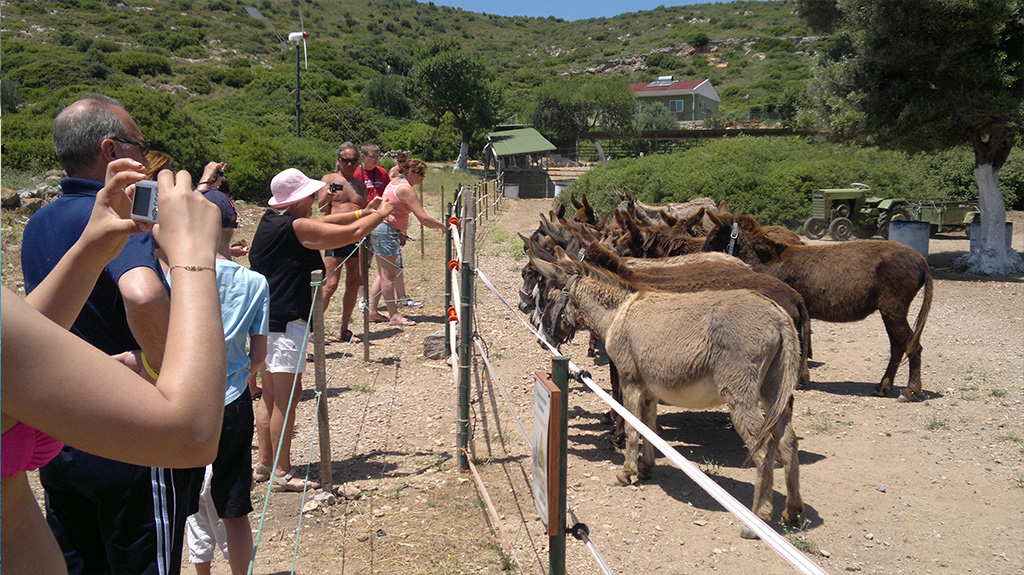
[702, 207, 933, 400]
[527, 248, 804, 535]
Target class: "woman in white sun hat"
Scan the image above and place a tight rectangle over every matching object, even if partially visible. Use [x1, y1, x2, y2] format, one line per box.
[248, 167, 392, 491]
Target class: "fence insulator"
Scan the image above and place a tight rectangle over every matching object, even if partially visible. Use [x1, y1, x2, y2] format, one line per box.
[447, 306, 458, 323]
[448, 260, 460, 272]
[448, 216, 460, 228]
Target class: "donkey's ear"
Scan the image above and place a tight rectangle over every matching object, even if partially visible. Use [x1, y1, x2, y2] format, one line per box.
[662, 211, 678, 227]
[705, 209, 723, 229]
[552, 245, 583, 275]
[570, 192, 582, 210]
[529, 250, 568, 285]
[518, 232, 531, 252]
[717, 200, 731, 217]
[554, 203, 566, 220]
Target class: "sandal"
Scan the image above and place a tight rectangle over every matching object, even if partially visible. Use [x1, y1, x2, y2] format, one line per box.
[339, 329, 361, 343]
[271, 469, 320, 492]
[253, 463, 272, 483]
[367, 312, 389, 323]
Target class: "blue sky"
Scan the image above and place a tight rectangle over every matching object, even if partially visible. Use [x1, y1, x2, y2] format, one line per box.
[427, 0, 712, 22]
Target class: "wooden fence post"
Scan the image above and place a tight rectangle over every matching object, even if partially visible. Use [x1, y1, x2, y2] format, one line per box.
[311, 270, 333, 490]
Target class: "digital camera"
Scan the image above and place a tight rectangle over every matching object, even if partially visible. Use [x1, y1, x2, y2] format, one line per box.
[131, 180, 159, 224]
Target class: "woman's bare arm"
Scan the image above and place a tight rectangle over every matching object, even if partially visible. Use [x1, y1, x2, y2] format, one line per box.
[396, 183, 444, 229]
[1, 169, 226, 468]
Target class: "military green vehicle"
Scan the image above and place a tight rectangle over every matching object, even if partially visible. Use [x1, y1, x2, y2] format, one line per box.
[803, 183, 979, 241]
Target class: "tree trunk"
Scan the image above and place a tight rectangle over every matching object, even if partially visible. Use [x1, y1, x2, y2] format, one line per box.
[452, 141, 469, 172]
[590, 138, 608, 164]
[953, 162, 1024, 275]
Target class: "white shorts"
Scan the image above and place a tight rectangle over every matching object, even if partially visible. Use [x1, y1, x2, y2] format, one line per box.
[266, 320, 308, 374]
[186, 465, 229, 563]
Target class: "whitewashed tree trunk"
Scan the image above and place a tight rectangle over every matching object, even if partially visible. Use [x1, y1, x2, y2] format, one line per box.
[954, 162, 1024, 275]
[591, 138, 608, 164]
[452, 141, 469, 172]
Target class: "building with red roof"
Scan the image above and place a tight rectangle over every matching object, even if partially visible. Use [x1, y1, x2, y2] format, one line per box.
[630, 76, 720, 125]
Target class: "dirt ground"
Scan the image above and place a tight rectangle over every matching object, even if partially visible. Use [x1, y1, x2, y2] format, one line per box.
[10, 192, 1024, 574]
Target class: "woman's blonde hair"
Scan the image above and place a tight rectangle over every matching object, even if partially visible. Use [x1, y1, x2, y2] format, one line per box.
[399, 158, 427, 176]
[145, 151, 173, 180]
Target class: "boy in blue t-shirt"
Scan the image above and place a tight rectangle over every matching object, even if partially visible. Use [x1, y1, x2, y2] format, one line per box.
[181, 189, 269, 575]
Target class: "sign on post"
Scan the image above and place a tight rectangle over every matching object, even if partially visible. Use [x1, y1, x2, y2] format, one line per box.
[532, 371, 561, 536]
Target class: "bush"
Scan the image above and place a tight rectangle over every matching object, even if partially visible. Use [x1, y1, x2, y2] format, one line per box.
[566, 137, 1024, 227]
[108, 51, 172, 76]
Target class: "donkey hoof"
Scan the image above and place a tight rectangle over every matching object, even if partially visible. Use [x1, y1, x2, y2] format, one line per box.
[615, 471, 633, 486]
[898, 389, 925, 402]
[637, 464, 653, 480]
[740, 526, 760, 540]
[783, 506, 804, 525]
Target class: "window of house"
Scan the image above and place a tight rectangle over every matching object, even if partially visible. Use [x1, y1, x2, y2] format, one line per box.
[668, 100, 684, 113]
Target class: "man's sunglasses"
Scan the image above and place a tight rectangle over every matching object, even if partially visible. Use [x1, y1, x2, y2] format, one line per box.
[111, 136, 150, 156]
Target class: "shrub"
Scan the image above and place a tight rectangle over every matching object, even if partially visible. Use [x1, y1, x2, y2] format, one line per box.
[108, 51, 172, 76]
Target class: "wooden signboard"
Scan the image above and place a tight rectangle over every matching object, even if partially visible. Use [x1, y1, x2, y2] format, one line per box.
[532, 370, 562, 536]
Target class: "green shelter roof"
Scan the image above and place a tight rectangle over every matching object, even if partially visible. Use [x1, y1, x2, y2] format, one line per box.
[487, 128, 556, 157]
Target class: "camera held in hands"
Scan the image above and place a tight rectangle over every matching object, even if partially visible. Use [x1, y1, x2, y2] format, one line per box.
[131, 180, 159, 224]
[329, 182, 345, 193]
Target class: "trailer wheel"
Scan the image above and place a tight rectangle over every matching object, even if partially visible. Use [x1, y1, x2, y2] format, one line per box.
[803, 217, 827, 239]
[879, 207, 910, 240]
[828, 217, 853, 241]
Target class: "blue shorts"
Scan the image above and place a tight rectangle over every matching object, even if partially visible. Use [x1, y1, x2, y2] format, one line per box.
[325, 243, 358, 259]
[40, 448, 201, 574]
[370, 222, 401, 258]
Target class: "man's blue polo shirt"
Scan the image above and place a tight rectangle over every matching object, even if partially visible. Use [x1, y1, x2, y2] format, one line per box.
[21, 177, 164, 355]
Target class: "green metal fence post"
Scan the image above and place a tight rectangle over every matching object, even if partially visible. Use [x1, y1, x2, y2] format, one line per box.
[550, 355, 569, 575]
[457, 187, 475, 472]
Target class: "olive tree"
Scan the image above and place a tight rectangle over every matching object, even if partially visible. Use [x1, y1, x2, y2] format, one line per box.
[798, 0, 1023, 274]
[533, 76, 637, 164]
[412, 40, 500, 172]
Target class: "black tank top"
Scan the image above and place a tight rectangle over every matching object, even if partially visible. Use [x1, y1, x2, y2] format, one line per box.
[249, 210, 325, 332]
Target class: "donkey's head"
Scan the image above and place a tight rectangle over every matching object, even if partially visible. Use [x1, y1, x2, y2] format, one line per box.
[525, 242, 586, 346]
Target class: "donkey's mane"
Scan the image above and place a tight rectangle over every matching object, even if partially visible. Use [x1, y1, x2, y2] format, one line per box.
[574, 256, 636, 294]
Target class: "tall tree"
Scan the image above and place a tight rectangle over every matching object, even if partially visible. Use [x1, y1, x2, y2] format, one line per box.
[412, 39, 500, 171]
[798, 0, 1023, 274]
[533, 76, 637, 164]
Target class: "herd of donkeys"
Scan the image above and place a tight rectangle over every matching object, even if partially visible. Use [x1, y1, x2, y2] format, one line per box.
[516, 191, 932, 536]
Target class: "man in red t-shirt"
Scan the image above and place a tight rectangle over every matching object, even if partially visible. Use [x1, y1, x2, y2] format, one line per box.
[354, 142, 390, 202]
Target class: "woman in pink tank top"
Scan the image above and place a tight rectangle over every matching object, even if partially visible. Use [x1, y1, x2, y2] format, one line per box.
[368, 159, 446, 326]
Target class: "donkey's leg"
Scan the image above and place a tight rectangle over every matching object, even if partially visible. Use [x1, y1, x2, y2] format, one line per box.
[778, 413, 804, 525]
[610, 361, 626, 446]
[876, 313, 914, 397]
[721, 379, 775, 529]
[637, 392, 657, 480]
[616, 382, 643, 486]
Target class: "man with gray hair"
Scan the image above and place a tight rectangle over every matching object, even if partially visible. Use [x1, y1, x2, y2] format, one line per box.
[21, 94, 199, 574]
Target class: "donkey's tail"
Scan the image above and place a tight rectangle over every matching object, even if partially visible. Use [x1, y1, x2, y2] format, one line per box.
[905, 265, 933, 359]
[745, 313, 800, 467]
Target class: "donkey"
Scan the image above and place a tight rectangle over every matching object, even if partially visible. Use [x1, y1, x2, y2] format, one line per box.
[527, 247, 804, 534]
[702, 206, 933, 400]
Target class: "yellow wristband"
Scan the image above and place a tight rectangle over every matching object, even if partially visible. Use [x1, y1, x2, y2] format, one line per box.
[141, 352, 159, 379]
[356, 209, 362, 220]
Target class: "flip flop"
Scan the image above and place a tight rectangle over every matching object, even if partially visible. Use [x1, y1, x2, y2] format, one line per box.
[271, 469, 320, 492]
[253, 463, 272, 483]
[340, 329, 361, 343]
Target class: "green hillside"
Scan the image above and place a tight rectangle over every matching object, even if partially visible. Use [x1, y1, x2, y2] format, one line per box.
[2, 0, 821, 198]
